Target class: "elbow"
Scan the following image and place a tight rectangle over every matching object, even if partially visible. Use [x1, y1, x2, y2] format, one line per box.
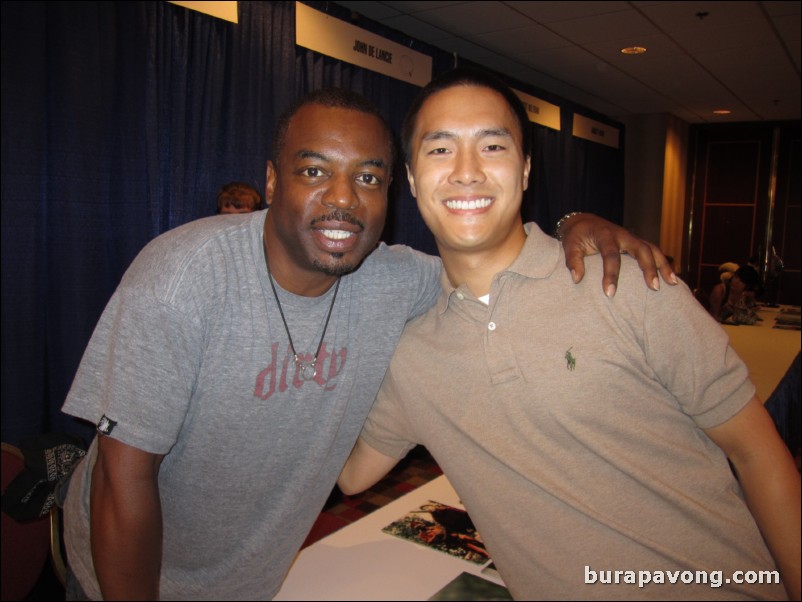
[337, 438, 398, 495]
[337, 482, 360, 496]
[336, 472, 366, 496]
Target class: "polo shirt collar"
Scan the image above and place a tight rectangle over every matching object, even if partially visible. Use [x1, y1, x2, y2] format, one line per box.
[436, 222, 562, 314]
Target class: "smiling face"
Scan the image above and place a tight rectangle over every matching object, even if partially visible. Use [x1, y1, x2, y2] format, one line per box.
[406, 84, 530, 259]
[264, 103, 392, 294]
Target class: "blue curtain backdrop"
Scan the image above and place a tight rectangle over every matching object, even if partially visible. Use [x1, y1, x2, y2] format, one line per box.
[1, 1, 623, 445]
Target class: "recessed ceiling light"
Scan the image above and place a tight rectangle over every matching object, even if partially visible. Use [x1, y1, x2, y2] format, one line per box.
[620, 46, 647, 55]
[712, 109, 732, 115]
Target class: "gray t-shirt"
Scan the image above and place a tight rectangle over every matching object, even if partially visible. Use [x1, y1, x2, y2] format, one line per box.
[62, 210, 441, 600]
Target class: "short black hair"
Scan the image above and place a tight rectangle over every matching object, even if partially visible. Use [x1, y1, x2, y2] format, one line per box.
[401, 67, 531, 164]
[735, 265, 760, 291]
[272, 88, 395, 166]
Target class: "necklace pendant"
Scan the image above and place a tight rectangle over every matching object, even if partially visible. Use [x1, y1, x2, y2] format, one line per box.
[265, 242, 340, 386]
[297, 360, 317, 381]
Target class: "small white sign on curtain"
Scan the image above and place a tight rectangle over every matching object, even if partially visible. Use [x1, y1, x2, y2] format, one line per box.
[572, 114, 620, 149]
[168, 1, 238, 24]
[513, 89, 561, 131]
[296, 2, 432, 87]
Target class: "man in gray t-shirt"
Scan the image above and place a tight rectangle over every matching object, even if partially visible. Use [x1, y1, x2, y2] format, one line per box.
[61, 88, 674, 600]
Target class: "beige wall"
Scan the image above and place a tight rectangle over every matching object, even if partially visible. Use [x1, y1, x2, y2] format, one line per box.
[621, 113, 689, 276]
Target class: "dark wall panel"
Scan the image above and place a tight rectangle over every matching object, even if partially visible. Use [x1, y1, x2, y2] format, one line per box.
[687, 122, 799, 306]
[701, 205, 756, 267]
[706, 141, 761, 204]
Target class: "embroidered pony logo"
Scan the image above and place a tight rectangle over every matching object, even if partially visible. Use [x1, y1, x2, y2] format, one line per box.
[565, 347, 576, 371]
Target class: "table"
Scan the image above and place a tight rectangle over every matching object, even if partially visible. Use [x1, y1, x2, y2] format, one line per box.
[721, 305, 801, 402]
[274, 475, 507, 601]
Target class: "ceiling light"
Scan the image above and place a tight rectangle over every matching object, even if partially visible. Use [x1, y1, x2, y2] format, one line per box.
[620, 46, 647, 55]
[712, 109, 732, 115]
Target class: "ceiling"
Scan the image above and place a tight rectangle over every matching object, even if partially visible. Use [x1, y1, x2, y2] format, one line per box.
[332, 1, 801, 124]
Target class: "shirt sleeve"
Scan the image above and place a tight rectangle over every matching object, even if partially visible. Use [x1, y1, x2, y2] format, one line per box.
[376, 243, 442, 322]
[359, 359, 420, 460]
[62, 284, 202, 454]
[641, 278, 755, 429]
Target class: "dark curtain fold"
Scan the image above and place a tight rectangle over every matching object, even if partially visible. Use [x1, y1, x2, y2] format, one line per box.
[1, 1, 305, 444]
[1, 0, 623, 446]
[522, 123, 564, 230]
[566, 136, 626, 224]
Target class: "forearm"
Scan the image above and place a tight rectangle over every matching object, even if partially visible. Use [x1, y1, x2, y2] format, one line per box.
[707, 398, 801, 600]
[90, 442, 163, 600]
[338, 438, 400, 495]
[732, 449, 801, 600]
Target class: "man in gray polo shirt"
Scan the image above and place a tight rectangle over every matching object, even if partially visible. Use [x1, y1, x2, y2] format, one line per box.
[339, 69, 800, 600]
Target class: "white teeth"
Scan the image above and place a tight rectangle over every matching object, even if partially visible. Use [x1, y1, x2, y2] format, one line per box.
[445, 198, 493, 210]
[321, 229, 353, 240]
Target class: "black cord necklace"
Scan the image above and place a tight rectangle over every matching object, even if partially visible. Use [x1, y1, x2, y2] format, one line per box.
[263, 239, 340, 381]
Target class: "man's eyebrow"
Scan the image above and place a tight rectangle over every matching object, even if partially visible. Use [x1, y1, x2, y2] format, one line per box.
[297, 150, 329, 161]
[360, 158, 387, 169]
[421, 130, 457, 143]
[477, 127, 513, 139]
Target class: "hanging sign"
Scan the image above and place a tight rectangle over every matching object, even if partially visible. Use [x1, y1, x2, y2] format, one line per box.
[572, 114, 620, 149]
[295, 2, 432, 87]
[168, 1, 238, 23]
[513, 89, 561, 131]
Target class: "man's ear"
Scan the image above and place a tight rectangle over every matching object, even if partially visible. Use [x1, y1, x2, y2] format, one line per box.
[405, 163, 417, 198]
[522, 155, 531, 192]
[265, 160, 277, 206]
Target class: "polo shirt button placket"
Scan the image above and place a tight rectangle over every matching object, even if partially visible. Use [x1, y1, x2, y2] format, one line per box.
[488, 322, 497, 331]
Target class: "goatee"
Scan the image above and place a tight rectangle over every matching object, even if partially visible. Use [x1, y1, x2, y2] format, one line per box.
[313, 254, 357, 277]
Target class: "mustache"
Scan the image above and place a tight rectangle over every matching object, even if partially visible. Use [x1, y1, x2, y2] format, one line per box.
[311, 210, 364, 231]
